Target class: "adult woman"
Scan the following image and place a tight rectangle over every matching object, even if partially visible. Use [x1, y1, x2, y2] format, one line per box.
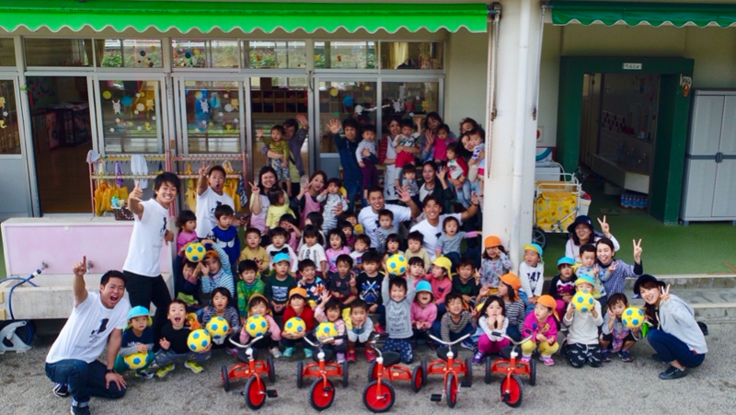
[378, 116, 403, 202]
[294, 170, 327, 227]
[564, 215, 620, 262]
[249, 166, 288, 235]
[417, 161, 454, 212]
[420, 112, 456, 162]
[634, 274, 707, 379]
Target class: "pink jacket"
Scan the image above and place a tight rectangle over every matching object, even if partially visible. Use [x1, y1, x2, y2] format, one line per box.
[240, 314, 282, 344]
[430, 277, 452, 305]
[411, 302, 438, 326]
[314, 305, 346, 346]
[522, 313, 558, 345]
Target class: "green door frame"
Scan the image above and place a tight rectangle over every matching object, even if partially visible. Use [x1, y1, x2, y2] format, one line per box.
[556, 56, 694, 224]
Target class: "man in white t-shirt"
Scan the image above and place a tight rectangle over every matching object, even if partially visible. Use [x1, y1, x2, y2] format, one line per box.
[45, 258, 129, 415]
[195, 165, 237, 238]
[122, 173, 179, 344]
[358, 186, 421, 249]
[410, 194, 480, 262]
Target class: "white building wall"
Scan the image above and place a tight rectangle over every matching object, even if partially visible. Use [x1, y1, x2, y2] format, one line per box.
[445, 29, 488, 131]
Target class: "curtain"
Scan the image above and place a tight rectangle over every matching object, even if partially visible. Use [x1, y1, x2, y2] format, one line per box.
[389, 42, 409, 69]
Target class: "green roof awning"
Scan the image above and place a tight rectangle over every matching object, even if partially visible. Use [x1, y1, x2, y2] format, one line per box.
[0, 0, 488, 34]
[550, 1, 736, 28]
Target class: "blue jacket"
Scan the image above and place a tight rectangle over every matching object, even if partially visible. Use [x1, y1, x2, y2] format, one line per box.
[333, 133, 364, 182]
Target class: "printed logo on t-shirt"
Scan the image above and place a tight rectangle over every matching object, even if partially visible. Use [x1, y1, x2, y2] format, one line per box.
[210, 201, 223, 217]
[159, 217, 167, 239]
[89, 318, 109, 343]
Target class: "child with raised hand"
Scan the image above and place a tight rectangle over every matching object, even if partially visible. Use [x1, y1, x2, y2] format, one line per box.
[198, 239, 235, 298]
[258, 125, 293, 196]
[281, 287, 315, 358]
[266, 189, 294, 229]
[562, 275, 603, 368]
[195, 164, 235, 239]
[199, 287, 241, 356]
[549, 257, 576, 323]
[207, 204, 240, 278]
[315, 293, 348, 363]
[298, 225, 328, 277]
[519, 243, 544, 315]
[430, 256, 453, 316]
[520, 295, 560, 366]
[496, 273, 525, 341]
[346, 299, 375, 363]
[398, 163, 420, 200]
[452, 258, 481, 307]
[236, 260, 265, 327]
[435, 216, 479, 269]
[114, 306, 155, 379]
[411, 281, 437, 346]
[350, 234, 371, 272]
[155, 299, 212, 378]
[576, 244, 608, 302]
[177, 259, 202, 308]
[473, 296, 509, 364]
[175, 210, 198, 254]
[264, 253, 297, 315]
[328, 254, 357, 306]
[318, 178, 349, 232]
[433, 293, 476, 350]
[479, 235, 513, 291]
[239, 294, 282, 358]
[239, 227, 270, 276]
[445, 142, 471, 208]
[375, 210, 397, 255]
[266, 227, 299, 275]
[297, 259, 326, 308]
[406, 231, 430, 272]
[600, 293, 641, 362]
[356, 124, 379, 201]
[325, 229, 351, 277]
[382, 275, 416, 364]
[279, 214, 301, 252]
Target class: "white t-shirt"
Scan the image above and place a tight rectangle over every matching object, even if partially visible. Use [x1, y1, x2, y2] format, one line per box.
[123, 199, 169, 277]
[383, 136, 399, 201]
[46, 292, 130, 364]
[358, 204, 412, 248]
[410, 213, 462, 261]
[298, 243, 327, 272]
[196, 187, 235, 238]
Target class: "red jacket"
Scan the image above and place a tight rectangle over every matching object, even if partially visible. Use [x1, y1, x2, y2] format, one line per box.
[283, 306, 315, 332]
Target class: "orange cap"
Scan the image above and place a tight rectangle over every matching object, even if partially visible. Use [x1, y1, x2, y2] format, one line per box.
[204, 250, 220, 261]
[484, 235, 502, 248]
[537, 295, 556, 310]
[289, 287, 308, 300]
[499, 273, 522, 291]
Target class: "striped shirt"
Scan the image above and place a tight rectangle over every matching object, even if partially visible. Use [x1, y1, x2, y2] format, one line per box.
[440, 311, 474, 342]
[504, 299, 526, 334]
[599, 259, 642, 296]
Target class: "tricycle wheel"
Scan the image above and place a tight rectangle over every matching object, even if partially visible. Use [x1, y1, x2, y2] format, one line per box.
[500, 374, 524, 407]
[411, 363, 424, 393]
[464, 357, 473, 384]
[532, 227, 547, 250]
[309, 378, 335, 411]
[421, 359, 428, 386]
[484, 356, 493, 384]
[363, 380, 395, 413]
[296, 361, 304, 389]
[446, 372, 458, 409]
[342, 360, 350, 388]
[529, 358, 537, 386]
[244, 375, 266, 410]
[221, 365, 230, 392]
[267, 356, 276, 383]
[367, 361, 377, 382]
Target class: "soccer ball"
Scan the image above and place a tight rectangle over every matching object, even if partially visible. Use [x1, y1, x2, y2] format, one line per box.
[185, 242, 206, 262]
[284, 317, 306, 336]
[572, 291, 595, 313]
[315, 322, 338, 341]
[123, 352, 148, 370]
[245, 314, 268, 337]
[187, 328, 211, 352]
[386, 254, 407, 276]
[621, 307, 645, 329]
[205, 316, 229, 340]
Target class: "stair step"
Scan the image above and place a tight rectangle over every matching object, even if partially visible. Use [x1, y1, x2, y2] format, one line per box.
[628, 287, 736, 320]
[623, 274, 736, 290]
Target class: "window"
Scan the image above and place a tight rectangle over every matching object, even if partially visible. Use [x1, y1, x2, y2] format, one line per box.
[380, 42, 443, 70]
[314, 41, 377, 69]
[95, 39, 163, 68]
[317, 80, 377, 153]
[0, 39, 16, 66]
[25, 38, 92, 67]
[0, 80, 20, 154]
[244, 41, 306, 69]
[184, 81, 241, 153]
[381, 81, 440, 119]
[172, 39, 240, 69]
[99, 80, 161, 153]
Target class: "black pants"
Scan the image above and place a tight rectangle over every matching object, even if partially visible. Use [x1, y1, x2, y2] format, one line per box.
[565, 342, 602, 368]
[124, 271, 172, 345]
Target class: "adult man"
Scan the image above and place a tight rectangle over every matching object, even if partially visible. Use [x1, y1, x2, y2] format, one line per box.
[358, 186, 421, 248]
[410, 194, 481, 263]
[46, 257, 129, 415]
[329, 117, 364, 211]
[264, 114, 309, 196]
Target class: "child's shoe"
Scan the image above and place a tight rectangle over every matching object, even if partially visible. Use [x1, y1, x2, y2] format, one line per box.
[304, 348, 313, 359]
[346, 350, 357, 363]
[70, 404, 92, 415]
[282, 347, 295, 358]
[619, 350, 633, 362]
[521, 354, 532, 363]
[184, 361, 204, 374]
[336, 352, 346, 364]
[373, 323, 386, 334]
[270, 347, 282, 358]
[365, 349, 377, 362]
[460, 339, 476, 351]
[156, 364, 175, 378]
[601, 350, 611, 362]
[225, 347, 238, 357]
[472, 351, 485, 364]
[540, 355, 554, 366]
[135, 370, 155, 379]
[53, 383, 69, 398]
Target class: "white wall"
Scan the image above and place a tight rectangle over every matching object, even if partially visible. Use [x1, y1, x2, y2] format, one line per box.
[445, 29, 488, 132]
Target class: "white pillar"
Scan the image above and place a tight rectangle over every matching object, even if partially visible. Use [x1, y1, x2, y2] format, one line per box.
[482, 0, 542, 269]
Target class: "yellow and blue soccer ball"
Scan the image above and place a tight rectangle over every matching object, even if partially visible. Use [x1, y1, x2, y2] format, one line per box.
[284, 317, 306, 336]
[187, 328, 211, 352]
[386, 254, 407, 276]
[316, 322, 338, 341]
[205, 316, 229, 340]
[245, 314, 268, 337]
[185, 242, 206, 262]
[572, 291, 595, 313]
[621, 307, 644, 329]
[123, 352, 148, 370]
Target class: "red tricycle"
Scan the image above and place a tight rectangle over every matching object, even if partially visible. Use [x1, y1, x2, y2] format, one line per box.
[363, 334, 425, 412]
[296, 335, 349, 411]
[423, 334, 473, 408]
[485, 334, 536, 407]
[222, 335, 277, 410]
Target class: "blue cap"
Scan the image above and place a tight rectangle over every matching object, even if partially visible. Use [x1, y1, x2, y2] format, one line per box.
[273, 252, 291, 264]
[557, 256, 575, 267]
[128, 306, 150, 321]
[416, 280, 433, 297]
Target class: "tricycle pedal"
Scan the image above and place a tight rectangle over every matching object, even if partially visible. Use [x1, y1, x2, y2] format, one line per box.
[461, 380, 472, 388]
[430, 394, 442, 402]
[266, 390, 278, 398]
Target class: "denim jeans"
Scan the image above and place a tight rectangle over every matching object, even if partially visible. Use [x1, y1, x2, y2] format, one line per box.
[45, 359, 126, 407]
[343, 179, 364, 212]
[455, 180, 472, 209]
[647, 328, 705, 368]
[154, 349, 211, 367]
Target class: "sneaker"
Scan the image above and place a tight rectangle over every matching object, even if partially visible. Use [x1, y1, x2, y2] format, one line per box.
[659, 365, 687, 380]
[651, 353, 665, 364]
[460, 339, 476, 351]
[135, 370, 155, 379]
[304, 348, 313, 359]
[365, 349, 377, 362]
[184, 361, 204, 374]
[521, 354, 531, 363]
[156, 364, 175, 378]
[619, 350, 633, 362]
[601, 350, 611, 362]
[346, 350, 357, 363]
[270, 347, 282, 358]
[225, 347, 238, 357]
[70, 404, 91, 415]
[336, 352, 346, 364]
[53, 383, 70, 398]
[540, 355, 555, 366]
[282, 347, 295, 358]
[472, 351, 485, 364]
[374, 324, 386, 334]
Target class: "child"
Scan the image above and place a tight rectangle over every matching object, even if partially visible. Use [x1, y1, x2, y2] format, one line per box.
[199, 287, 241, 351]
[520, 295, 559, 366]
[382, 275, 416, 364]
[266, 189, 294, 229]
[519, 243, 544, 315]
[382, 234, 403, 267]
[298, 225, 328, 276]
[315, 294, 348, 363]
[446, 142, 471, 208]
[431, 123, 454, 163]
[297, 212, 327, 251]
[177, 258, 202, 308]
[339, 221, 356, 249]
[355, 251, 385, 314]
[266, 227, 299, 274]
[325, 229, 351, 277]
[281, 287, 316, 358]
[198, 239, 235, 298]
[207, 204, 240, 277]
[397, 163, 419, 199]
[562, 275, 603, 368]
[429, 256, 453, 316]
[600, 293, 641, 362]
[375, 210, 397, 255]
[407, 257, 427, 283]
[393, 118, 421, 191]
[195, 165, 235, 239]
[435, 216, 479, 269]
[258, 125, 292, 196]
[406, 231, 430, 272]
[433, 293, 475, 350]
[496, 273, 525, 342]
[549, 257, 576, 322]
[479, 235, 513, 291]
[317, 178, 349, 232]
[356, 124, 379, 201]
[175, 210, 198, 254]
[155, 300, 211, 377]
[236, 260, 265, 326]
[411, 281, 437, 346]
[239, 228, 270, 275]
[466, 128, 486, 198]
[297, 259, 326, 308]
[350, 234, 371, 271]
[114, 306, 155, 378]
[264, 253, 297, 315]
[473, 296, 509, 364]
[452, 258, 481, 307]
[239, 294, 282, 358]
[577, 244, 608, 302]
[280, 214, 301, 252]
[328, 254, 356, 305]
[346, 299, 375, 362]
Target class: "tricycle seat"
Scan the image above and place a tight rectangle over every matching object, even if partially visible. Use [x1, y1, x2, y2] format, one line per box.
[500, 345, 521, 361]
[436, 346, 459, 361]
[237, 348, 260, 363]
[313, 348, 335, 363]
[382, 351, 402, 367]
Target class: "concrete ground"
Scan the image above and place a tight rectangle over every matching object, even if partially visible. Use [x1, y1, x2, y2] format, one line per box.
[2, 323, 735, 414]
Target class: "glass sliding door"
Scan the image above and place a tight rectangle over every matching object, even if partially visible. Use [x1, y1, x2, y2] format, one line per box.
[178, 79, 243, 154]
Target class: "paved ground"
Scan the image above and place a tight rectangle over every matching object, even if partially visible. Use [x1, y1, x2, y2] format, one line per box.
[2, 323, 735, 414]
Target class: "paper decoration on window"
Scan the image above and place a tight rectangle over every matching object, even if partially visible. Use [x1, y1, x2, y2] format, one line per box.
[102, 91, 112, 100]
[145, 122, 152, 131]
[329, 88, 339, 97]
[230, 99, 239, 110]
[343, 96, 354, 107]
[136, 103, 145, 112]
[121, 96, 133, 106]
[112, 100, 122, 115]
[224, 104, 233, 112]
[200, 98, 209, 113]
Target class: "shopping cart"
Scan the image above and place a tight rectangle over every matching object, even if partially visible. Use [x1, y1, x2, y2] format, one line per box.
[531, 173, 589, 249]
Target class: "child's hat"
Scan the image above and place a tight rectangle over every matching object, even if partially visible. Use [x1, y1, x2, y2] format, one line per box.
[431, 256, 452, 279]
[205, 250, 220, 261]
[536, 294, 559, 320]
[273, 252, 291, 264]
[288, 287, 308, 301]
[127, 306, 150, 321]
[523, 243, 543, 260]
[575, 274, 598, 296]
[415, 281, 433, 298]
[557, 256, 575, 268]
[499, 273, 522, 291]
[484, 235, 502, 248]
